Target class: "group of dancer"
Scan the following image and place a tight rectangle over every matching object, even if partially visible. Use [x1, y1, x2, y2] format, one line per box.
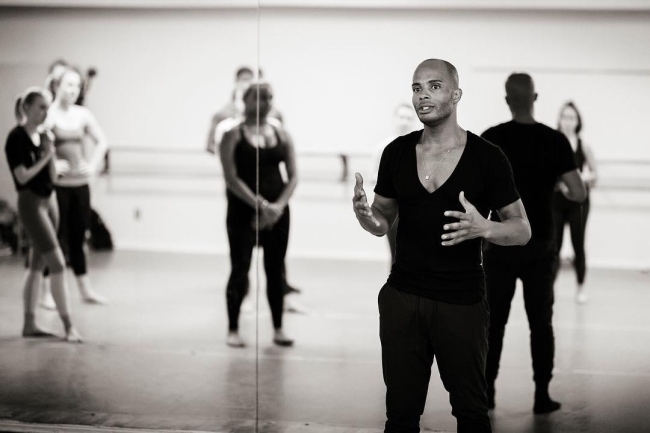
[354, 59, 593, 432]
[4, 60, 110, 343]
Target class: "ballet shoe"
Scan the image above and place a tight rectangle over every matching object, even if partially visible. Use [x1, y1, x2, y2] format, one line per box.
[575, 290, 588, 304]
[273, 330, 294, 347]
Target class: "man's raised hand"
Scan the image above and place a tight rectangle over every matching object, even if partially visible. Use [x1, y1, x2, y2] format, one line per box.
[352, 173, 380, 227]
[441, 191, 489, 246]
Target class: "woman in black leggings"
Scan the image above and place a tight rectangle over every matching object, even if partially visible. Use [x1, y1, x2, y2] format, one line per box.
[219, 82, 298, 348]
[553, 101, 598, 304]
[5, 87, 81, 342]
[45, 66, 109, 304]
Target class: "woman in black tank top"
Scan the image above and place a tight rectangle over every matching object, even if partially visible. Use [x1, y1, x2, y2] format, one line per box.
[219, 83, 298, 348]
[553, 102, 598, 303]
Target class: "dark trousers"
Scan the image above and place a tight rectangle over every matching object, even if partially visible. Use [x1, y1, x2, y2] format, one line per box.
[56, 185, 91, 276]
[553, 193, 590, 284]
[226, 206, 290, 331]
[379, 284, 491, 433]
[484, 245, 555, 388]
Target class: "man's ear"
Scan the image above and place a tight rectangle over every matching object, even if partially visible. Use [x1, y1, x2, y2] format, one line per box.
[534, 93, 538, 102]
[454, 88, 463, 104]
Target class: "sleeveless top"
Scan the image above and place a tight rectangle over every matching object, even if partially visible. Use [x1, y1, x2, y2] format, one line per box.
[52, 123, 89, 186]
[226, 124, 288, 215]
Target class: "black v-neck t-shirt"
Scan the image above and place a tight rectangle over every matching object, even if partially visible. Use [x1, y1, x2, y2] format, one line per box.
[374, 130, 520, 304]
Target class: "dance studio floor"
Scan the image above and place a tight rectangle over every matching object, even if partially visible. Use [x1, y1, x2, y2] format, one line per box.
[1, 250, 649, 433]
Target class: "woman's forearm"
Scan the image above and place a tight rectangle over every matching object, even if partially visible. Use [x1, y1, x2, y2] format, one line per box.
[226, 177, 261, 209]
[274, 177, 298, 209]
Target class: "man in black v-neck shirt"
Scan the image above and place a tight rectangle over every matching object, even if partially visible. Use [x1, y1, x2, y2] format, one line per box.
[481, 73, 586, 415]
[352, 59, 531, 433]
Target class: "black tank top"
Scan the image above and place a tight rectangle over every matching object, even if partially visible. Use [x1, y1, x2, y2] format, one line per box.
[227, 124, 288, 208]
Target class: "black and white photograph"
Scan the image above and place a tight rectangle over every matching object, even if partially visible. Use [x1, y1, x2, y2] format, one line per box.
[0, 0, 649, 432]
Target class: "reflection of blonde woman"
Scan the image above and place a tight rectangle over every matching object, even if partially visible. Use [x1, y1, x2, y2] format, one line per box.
[45, 67, 109, 304]
[554, 101, 597, 304]
[370, 103, 418, 263]
[4, 88, 82, 342]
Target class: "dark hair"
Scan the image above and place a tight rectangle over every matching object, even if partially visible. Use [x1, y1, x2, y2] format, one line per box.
[242, 82, 272, 102]
[558, 101, 582, 135]
[236, 66, 264, 80]
[14, 87, 51, 124]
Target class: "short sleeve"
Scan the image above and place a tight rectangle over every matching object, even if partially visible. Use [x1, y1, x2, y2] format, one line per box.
[374, 142, 398, 198]
[554, 133, 578, 177]
[4, 130, 26, 171]
[486, 145, 520, 211]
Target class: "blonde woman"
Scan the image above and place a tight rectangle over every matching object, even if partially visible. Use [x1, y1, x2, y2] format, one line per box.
[5, 87, 81, 342]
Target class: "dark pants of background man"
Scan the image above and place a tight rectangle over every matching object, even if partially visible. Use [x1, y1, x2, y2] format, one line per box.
[379, 283, 492, 433]
[483, 242, 556, 398]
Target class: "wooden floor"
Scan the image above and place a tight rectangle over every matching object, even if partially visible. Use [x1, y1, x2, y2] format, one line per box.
[0, 250, 649, 433]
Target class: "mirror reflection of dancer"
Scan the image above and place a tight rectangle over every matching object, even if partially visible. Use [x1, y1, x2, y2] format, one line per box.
[220, 83, 297, 348]
[370, 103, 418, 264]
[45, 67, 109, 305]
[353, 59, 531, 433]
[553, 102, 597, 304]
[5, 88, 82, 342]
[210, 67, 303, 313]
[481, 74, 587, 414]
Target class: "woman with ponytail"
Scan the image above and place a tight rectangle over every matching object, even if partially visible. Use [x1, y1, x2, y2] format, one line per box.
[5, 87, 82, 342]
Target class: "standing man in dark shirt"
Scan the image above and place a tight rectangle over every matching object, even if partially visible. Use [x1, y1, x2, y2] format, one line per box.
[352, 59, 531, 433]
[481, 73, 586, 414]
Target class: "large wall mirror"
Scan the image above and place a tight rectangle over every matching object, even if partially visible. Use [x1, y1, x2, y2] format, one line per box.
[0, 1, 649, 433]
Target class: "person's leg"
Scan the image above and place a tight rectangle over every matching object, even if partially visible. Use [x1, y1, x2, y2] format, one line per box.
[551, 194, 568, 282]
[520, 252, 559, 413]
[435, 298, 492, 433]
[379, 284, 434, 433]
[483, 254, 518, 408]
[225, 214, 255, 347]
[262, 209, 293, 345]
[17, 192, 54, 337]
[67, 186, 106, 304]
[39, 194, 60, 310]
[55, 186, 71, 264]
[19, 192, 80, 342]
[569, 196, 590, 302]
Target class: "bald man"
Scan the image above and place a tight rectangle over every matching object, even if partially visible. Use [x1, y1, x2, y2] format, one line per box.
[481, 73, 586, 414]
[353, 59, 531, 433]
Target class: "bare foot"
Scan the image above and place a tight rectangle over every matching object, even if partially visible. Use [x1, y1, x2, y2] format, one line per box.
[64, 328, 83, 343]
[226, 332, 245, 348]
[22, 324, 57, 338]
[82, 291, 109, 305]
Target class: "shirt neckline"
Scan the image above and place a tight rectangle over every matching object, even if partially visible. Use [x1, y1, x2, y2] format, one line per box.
[412, 130, 472, 196]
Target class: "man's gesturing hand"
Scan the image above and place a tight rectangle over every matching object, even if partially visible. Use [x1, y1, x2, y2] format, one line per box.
[441, 191, 489, 246]
[352, 172, 380, 227]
